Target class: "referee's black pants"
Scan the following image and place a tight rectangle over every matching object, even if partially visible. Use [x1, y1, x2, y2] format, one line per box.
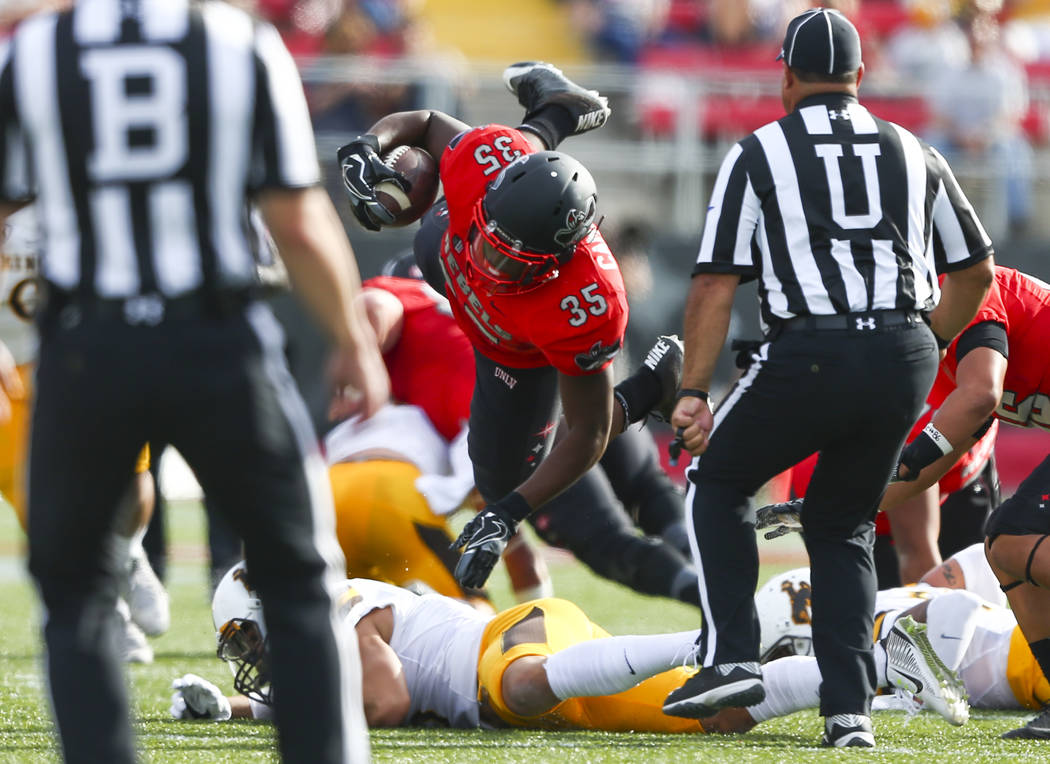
[687, 318, 938, 716]
[27, 302, 364, 763]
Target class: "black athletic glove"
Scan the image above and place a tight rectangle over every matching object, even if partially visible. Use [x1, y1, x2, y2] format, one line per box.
[336, 135, 410, 231]
[890, 424, 954, 483]
[451, 493, 531, 589]
[754, 498, 804, 540]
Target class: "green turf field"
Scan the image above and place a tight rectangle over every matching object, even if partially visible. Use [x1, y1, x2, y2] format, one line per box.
[0, 500, 1044, 763]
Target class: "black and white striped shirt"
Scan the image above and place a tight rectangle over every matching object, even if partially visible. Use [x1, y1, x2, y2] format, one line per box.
[0, 0, 318, 301]
[695, 93, 993, 328]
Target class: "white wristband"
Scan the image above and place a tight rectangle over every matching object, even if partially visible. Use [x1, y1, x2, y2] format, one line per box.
[922, 423, 954, 456]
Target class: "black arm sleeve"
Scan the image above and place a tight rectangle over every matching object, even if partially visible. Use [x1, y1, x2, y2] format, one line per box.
[955, 320, 1008, 363]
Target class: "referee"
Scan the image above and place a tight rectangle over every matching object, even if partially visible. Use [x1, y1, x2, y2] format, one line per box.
[661, 8, 994, 748]
[0, 1, 386, 762]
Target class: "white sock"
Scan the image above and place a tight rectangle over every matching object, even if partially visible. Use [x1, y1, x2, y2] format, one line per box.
[130, 523, 148, 552]
[746, 656, 821, 723]
[874, 642, 888, 686]
[543, 630, 699, 700]
[109, 533, 133, 574]
[925, 590, 983, 671]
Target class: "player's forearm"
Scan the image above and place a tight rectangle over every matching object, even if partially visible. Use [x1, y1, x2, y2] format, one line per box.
[681, 274, 738, 392]
[515, 421, 609, 511]
[366, 109, 469, 162]
[928, 258, 995, 345]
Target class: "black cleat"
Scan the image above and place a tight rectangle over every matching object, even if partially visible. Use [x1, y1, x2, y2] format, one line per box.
[642, 334, 684, 422]
[1003, 705, 1050, 739]
[663, 662, 764, 719]
[822, 714, 875, 747]
[502, 61, 611, 134]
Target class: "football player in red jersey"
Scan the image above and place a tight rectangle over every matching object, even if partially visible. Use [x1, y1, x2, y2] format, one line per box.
[756, 264, 1050, 740]
[337, 63, 683, 589]
[773, 371, 1001, 587]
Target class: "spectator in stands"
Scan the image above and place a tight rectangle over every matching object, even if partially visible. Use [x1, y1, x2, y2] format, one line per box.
[884, 0, 971, 84]
[255, 0, 341, 59]
[309, 1, 466, 134]
[565, 0, 671, 63]
[925, 12, 1033, 239]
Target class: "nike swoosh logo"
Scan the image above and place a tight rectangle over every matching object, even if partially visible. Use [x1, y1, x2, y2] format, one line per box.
[471, 518, 508, 546]
[342, 156, 371, 200]
[624, 652, 636, 675]
[940, 634, 962, 640]
[893, 668, 924, 693]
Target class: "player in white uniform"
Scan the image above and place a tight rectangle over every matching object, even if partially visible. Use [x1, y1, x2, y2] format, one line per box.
[0, 207, 168, 661]
[173, 561, 715, 732]
[707, 550, 1050, 733]
[171, 561, 964, 736]
[323, 401, 491, 605]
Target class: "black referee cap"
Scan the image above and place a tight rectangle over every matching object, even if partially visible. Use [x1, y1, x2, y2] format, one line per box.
[776, 8, 862, 75]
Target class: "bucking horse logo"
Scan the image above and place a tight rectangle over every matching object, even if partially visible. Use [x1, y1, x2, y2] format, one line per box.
[782, 580, 812, 625]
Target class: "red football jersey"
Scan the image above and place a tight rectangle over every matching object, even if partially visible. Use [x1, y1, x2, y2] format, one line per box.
[786, 371, 997, 510]
[941, 267, 1050, 431]
[437, 125, 628, 374]
[363, 276, 474, 442]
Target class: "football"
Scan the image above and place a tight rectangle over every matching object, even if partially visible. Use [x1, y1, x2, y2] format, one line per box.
[374, 145, 440, 227]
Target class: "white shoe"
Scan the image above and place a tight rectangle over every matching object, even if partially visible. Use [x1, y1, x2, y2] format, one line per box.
[117, 598, 153, 664]
[884, 615, 969, 725]
[126, 547, 170, 637]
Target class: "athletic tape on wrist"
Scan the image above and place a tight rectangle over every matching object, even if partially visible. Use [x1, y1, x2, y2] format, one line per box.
[922, 423, 954, 456]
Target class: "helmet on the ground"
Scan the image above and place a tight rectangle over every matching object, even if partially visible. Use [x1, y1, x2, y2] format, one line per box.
[468, 151, 598, 293]
[755, 567, 814, 663]
[212, 561, 272, 705]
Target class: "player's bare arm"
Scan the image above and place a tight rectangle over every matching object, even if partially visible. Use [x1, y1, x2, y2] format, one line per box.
[363, 110, 471, 163]
[926, 257, 996, 348]
[258, 186, 390, 420]
[884, 346, 1004, 495]
[514, 368, 615, 510]
[358, 287, 406, 353]
[671, 273, 739, 456]
[355, 606, 411, 727]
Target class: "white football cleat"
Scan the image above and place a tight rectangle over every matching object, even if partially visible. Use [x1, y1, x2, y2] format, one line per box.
[126, 546, 170, 637]
[117, 597, 153, 665]
[884, 615, 969, 725]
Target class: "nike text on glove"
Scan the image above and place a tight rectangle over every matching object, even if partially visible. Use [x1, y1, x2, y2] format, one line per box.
[754, 498, 804, 540]
[170, 673, 233, 721]
[450, 492, 531, 589]
[336, 134, 411, 231]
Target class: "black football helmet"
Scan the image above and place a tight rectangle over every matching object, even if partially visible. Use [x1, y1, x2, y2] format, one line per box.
[467, 151, 598, 293]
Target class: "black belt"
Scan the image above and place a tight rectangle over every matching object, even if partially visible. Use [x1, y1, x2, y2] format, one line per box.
[40, 286, 256, 328]
[777, 309, 925, 334]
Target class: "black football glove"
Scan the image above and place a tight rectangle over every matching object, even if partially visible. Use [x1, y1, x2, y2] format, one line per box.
[451, 501, 523, 589]
[336, 135, 411, 231]
[754, 498, 804, 540]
